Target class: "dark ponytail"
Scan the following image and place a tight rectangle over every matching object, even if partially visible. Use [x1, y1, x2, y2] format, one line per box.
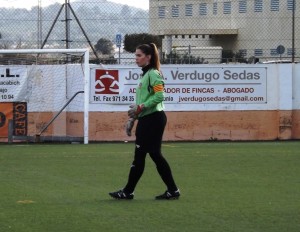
[136, 43, 160, 71]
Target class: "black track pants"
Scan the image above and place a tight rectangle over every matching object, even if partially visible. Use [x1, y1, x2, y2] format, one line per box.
[124, 111, 178, 193]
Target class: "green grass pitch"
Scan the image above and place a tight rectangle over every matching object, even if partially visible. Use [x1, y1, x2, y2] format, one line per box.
[0, 142, 299, 232]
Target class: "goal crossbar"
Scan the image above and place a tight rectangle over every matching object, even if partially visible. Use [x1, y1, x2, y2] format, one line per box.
[0, 49, 89, 54]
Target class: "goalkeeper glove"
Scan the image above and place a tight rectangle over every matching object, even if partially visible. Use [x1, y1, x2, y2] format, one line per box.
[125, 118, 136, 136]
[128, 104, 144, 118]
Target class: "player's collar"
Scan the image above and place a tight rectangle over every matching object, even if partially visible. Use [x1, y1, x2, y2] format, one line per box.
[142, 65, 151, 75]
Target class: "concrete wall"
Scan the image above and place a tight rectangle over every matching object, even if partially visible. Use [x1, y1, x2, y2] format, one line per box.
[87, 110, 299, 141]
[25, 109, 299, 142]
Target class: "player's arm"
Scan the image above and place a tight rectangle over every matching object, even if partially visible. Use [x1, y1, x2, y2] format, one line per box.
[143, 70, 164, 108]
[128, 83, 164, 118]
[143, 82, 164, 108]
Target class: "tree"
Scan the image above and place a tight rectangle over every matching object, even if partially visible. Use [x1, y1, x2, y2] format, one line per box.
[94, 38, 114, 55]
[222, 50, 247, 63]
[162, 51, 205, 64]
[124, 33, 162, 53]
[235, 51, 248, 63]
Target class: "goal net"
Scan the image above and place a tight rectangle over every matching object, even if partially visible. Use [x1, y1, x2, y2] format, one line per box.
[0, 49, 90, 144]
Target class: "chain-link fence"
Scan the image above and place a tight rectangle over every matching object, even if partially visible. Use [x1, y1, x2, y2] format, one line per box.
[0, 0, 299, 64]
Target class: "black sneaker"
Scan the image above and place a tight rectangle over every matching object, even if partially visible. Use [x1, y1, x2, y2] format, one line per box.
[109, 189, 134, 200]
[155, 189, 180, 200]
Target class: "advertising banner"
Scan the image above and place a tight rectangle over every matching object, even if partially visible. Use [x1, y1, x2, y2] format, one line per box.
[0, 67, 27, 102]
[0, 102, 27, 137]
[90, 66, 267, 105]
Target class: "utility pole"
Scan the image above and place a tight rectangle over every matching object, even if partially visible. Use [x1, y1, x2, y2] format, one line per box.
[41, 0, 100, 63]
[64, 0, 71, 49]
[292, 0, 295, 63]
[37, 0, 42, 48]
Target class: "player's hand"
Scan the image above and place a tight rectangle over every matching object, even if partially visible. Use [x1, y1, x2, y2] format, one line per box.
[128, 104, 144, 118]
[126, 118, 136, 136]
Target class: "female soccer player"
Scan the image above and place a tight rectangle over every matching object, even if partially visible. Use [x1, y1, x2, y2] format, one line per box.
[109, 43, 180, 200]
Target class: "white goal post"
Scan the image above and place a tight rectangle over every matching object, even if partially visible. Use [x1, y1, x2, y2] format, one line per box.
[0, 49, 90, 144]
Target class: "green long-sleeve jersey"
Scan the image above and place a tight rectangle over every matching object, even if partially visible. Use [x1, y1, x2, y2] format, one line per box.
[136, 68, 165, 118]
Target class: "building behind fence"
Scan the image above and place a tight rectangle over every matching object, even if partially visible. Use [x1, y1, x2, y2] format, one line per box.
[0, 0, 299, 64]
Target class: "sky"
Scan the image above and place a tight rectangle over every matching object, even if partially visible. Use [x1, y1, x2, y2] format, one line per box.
[1, 0, 149, 10]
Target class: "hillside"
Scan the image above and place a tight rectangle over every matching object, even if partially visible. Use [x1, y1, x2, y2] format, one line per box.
[0, 0, 149, 49]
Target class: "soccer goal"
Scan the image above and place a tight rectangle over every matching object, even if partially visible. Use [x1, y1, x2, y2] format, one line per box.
[0, 49, 90, 144]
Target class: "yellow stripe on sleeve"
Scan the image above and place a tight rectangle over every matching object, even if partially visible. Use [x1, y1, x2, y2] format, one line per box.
[153, 84, 164, 93]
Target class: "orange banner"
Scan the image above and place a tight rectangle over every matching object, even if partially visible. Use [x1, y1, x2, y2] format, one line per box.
[0, 102, 27, 137]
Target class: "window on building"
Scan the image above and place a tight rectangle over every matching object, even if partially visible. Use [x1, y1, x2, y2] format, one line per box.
[200, 3, 207, 16]
[158, 6, 166, 18]
[271, 0, 279, 11]
[223, 2, 232, 14]
[270, 49, 278, 56]
[287, 0, 296, 11]
[185, 4, 193, 16]
[213, 2, 218, 15]
[254, 0, 263, 12]
[255, 49, 263, 56]
[239, 0, 247, 13]
[172, 5, 179, 17]
[287, 48, 296, 56]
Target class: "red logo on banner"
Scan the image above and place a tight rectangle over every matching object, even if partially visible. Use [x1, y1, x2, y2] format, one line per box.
[95, 70, 119, 94]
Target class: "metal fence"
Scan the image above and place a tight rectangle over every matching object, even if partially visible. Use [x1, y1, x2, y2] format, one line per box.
[0, 0, 299, 64]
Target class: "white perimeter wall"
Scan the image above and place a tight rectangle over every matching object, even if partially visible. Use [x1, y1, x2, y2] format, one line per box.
[1, 63, 299, 112]
[88, 63, 300, 112]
